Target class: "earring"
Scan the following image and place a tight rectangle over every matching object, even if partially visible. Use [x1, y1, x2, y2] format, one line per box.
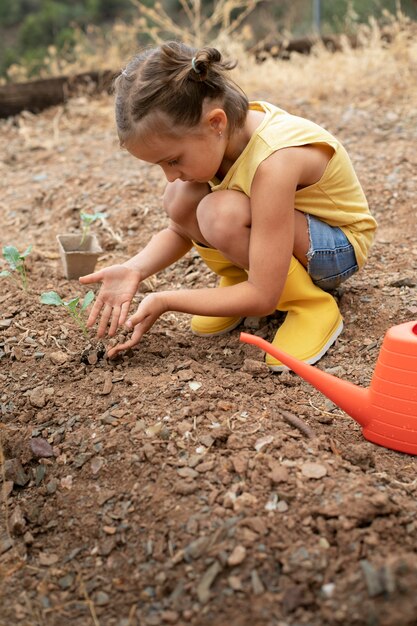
[218, 131, 222, 137]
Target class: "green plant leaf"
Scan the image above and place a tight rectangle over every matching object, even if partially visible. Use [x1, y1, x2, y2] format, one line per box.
[3, 245, 21, 269]
[0, 270, 11, 278]
[80, 211, 106, 225]
[21, 245, 33, 258]
[81, 290, 95, 311]
[64, 297, 80, 312]
[40, 291, 63, 306]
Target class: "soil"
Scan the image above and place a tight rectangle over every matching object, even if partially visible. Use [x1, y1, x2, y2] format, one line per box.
[1, 63, 417, 626]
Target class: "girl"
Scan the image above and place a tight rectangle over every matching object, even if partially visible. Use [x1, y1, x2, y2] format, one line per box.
[80, 41, 377, 370]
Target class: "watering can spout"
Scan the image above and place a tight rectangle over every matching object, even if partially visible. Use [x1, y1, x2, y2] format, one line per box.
[240, 332, 371, 426]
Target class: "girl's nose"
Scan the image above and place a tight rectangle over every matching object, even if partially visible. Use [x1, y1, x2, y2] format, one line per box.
[162, 166, 179, 183]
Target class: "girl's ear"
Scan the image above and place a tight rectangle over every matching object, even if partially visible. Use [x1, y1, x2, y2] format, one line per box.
[205, 108, 227, 135]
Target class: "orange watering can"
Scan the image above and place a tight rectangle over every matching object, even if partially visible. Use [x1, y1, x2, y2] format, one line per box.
[240, 320, 417, 455]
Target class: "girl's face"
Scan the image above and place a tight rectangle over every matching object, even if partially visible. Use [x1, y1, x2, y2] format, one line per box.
[125, 108, 227, 184]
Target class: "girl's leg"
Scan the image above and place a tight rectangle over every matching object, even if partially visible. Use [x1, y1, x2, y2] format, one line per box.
[196, 190, 343, 369]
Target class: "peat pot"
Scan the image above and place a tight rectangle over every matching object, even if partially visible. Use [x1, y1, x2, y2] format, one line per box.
[57, 234, 102, 280]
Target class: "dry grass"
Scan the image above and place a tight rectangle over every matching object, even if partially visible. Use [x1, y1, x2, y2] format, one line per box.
[235, 13, 417, 107]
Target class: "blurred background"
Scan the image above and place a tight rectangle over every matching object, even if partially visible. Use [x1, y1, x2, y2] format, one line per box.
[0, 0, 416, 83]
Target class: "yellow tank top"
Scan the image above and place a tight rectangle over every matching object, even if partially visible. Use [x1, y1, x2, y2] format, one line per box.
[211, 101, 377, 268]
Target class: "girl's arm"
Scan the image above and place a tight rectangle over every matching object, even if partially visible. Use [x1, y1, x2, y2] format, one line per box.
[107, 148, 306, 357]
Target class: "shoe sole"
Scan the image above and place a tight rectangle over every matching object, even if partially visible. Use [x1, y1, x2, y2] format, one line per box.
[191, 317, 244, 338]
[267, 319, 344, 372]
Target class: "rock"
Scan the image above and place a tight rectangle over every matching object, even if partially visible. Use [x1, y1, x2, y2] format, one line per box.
[94, 591, 110, 606]
[39, 552, 59, 566]
[10, 505, 26, 536]
[185, 536, 211, 560]
[228, 575, 243, 591]
[251, 569, 265, 595]
[269, 462, 289, 483]
[233, 493, 258, 513]
[4, 459, 30, 486]
[254, 435, 274, 452]
[29, 387, 47, 408]
[230, 453, 249, 476]
[173, 480, 198, 495]
[0, 535, 14, 555]
[242, 358, 267, 375]
[161, 610, 179, 624]
[196, 560, 222, 604]
[360, 559, 385, 597]
[301, 462, 327, 479]
[227, 545, 247, 566]
[49, 351, 68, 365]
[177, 467, 199, 479]
[2, 480, 14, 498]
[30, 437, 54, 458]
[100, 371, 113, 395]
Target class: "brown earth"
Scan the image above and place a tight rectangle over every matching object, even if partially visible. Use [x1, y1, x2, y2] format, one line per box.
[1, 48, 417, 626]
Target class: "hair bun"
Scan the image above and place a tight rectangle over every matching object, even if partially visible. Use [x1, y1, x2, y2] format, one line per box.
[190, 47, 222, 81]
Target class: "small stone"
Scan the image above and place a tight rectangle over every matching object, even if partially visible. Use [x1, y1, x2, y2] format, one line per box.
[39, 552, 59, 566]
[90, 457, 104, 475]
[301, 462, 327, 479]
[49, 351, 68, 365]
[230, 453, 249, 475]
[276, 500, 289, 513]
[161, 610, 179, 624]
[4, 459, 29, 486]
[196, 561, 222, 604]
[269, 462, 289, 483]
[228, 575, 243, 591]
[10, 505, 26, 535]
[29, 387, 47, 408]
[30, 437, 54, 458]
[242, 358, 267, 375]
[251, 569, 265, 595]
[100, 372, 113, 395]
[254, 435, 274, 452]
[174, 480, 198, 495]
[177, 467, 199, 479]
[0, 535, 14, 555]
[227, 545, 247, 566]
[94, 591, 110, 606]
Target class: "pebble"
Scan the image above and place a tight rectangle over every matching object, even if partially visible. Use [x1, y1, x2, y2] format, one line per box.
[269, 462, 289, 483]
[10, 505, 26, 535]
[30, 437, 54, 458]
[4, 459, 29, 486]
[301, 462, 327, 479]
[251, 569, 265, 595]
[161, 610, 179, 624]
[228, 575, 243, 591]
[254, 435, 274, 452]
[49, 350, 68, 365]
[29, 387, 47, 408]
[196, 560, 222, 604]
[227, 545, 247, 566]
[173, 480, 198, 495]
[94, 591, 110, 606]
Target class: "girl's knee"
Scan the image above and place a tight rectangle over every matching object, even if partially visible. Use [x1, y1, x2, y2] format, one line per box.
[197, 190, 250, 247]
[163, 180, 210, 218]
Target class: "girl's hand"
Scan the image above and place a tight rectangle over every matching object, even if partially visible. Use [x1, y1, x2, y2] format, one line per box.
[106, 293, 167, 359]
[79, 264, 142, 337]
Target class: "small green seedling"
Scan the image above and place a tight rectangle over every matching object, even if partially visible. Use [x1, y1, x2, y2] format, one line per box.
[80, 211, 106, 245]
[0, 245, 32, 291]
[40, 290, 95, 336]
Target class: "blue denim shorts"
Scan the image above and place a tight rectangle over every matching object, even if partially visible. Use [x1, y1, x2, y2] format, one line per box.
[306, 214, 359, 291]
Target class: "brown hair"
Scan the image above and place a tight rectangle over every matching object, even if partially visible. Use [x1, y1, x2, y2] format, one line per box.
[114, 41, 249, 145]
